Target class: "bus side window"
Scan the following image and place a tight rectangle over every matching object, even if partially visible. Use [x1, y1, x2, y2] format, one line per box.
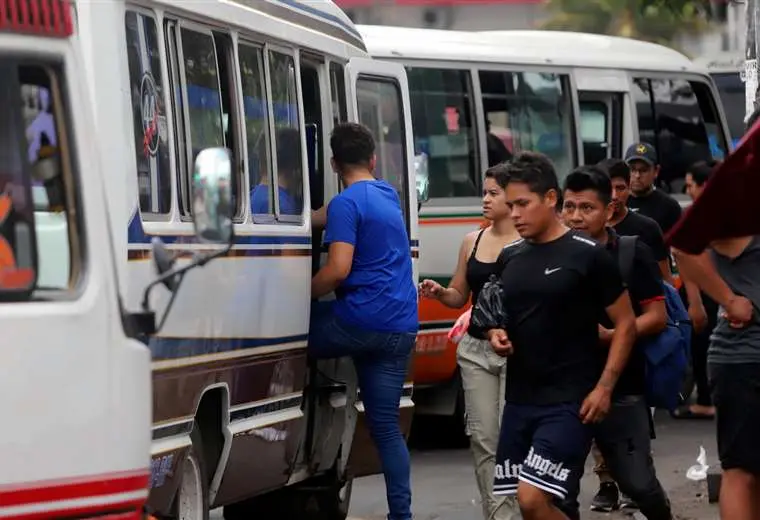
[268, 50, 304, 222]
[174, 27, 226, 217]
[212, 32, 244, 220]
[579, 101, 609, 165]
[124, 10, 172, 217]
[479, 70, 575, 179]
[356, 77, 410, 226]
[406, 67, 479, 199]
[329, 62, 348, 126]
[0, 63, 82, 296]
[237, 42, 273, 222]
[633, 77, 726, 194]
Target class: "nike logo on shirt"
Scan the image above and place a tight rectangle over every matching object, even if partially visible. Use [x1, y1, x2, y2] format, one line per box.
[544, 267, 561, 275]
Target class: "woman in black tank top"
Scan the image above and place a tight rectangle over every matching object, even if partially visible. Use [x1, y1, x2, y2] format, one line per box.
[419, 164, 520, 520]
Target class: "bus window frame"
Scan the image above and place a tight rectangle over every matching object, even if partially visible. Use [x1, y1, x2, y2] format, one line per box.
[396, 59, 582, 209]
[628, 70, 732, 192]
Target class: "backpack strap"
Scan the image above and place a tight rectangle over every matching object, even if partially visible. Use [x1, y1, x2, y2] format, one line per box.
[617, 235, 638, 288]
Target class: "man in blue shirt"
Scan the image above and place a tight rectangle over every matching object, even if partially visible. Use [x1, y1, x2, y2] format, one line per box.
[310, 122, 418, 520]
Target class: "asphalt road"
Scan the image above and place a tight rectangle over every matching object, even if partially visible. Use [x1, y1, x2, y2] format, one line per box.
[209, 412, 719, 520]
[347, 411, 719, 520]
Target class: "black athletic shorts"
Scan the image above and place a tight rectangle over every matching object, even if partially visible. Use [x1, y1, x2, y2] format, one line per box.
[709, 362, 760, 475]
[493, 402, 592, 502]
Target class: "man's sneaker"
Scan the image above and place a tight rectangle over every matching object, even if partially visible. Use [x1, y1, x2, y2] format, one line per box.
[590, 482, 620, 512]
[620, 494, 639, 510]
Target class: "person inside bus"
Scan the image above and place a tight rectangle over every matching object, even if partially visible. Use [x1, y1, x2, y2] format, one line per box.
[418, 162, 521, 520]
[250, 127, 303, 216]
[672, 160, 721, 420]
[309, 122, 418, 520]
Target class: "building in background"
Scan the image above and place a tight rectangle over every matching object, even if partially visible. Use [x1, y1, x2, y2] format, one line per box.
[335, 0, 744, 57]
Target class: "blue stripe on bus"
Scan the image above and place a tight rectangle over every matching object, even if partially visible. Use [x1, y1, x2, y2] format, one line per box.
[148, 334, 309, 361]
[128, 214, 311, 246]
[129, 214, 419, 248]
[186, 84, 296, 124]
[271, 0, 362, 39]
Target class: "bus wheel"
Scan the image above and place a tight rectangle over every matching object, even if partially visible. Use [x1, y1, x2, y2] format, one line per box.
[174, 425, 210, 520]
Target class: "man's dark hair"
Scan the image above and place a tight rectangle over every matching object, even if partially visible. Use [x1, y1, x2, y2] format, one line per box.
[596, 157, 630, 184]
[484, 162, 510, 189]
[563, 165, 613, 206]
[330, 122, 375, 171]
[504, 151, 559, 197]
[688, 159, 719, 186]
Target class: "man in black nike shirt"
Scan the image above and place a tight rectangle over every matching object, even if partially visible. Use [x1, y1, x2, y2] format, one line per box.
[487, 152, 636, 520]
[624, 143, 682, 235]
[562, 166, 673, 520]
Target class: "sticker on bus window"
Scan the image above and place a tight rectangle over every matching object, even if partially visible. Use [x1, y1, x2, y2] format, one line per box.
[140, 72, 161, 158]
[444, 106, 460, 134]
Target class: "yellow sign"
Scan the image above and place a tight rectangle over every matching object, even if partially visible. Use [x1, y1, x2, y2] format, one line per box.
[636, 144, 647, 154]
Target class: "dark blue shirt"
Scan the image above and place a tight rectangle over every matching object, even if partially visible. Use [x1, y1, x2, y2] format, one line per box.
[251, 184, 300, 215]
[324, 180, 418, 333]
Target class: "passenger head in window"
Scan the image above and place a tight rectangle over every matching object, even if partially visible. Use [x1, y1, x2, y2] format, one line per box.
[685, 159, 720, 202]
[502, 151, 562, 241]
[250, 128, 303, 216]
[275, 127, 303, 216]
[486, 118, 512, 167]
[624, 142, 660, 196]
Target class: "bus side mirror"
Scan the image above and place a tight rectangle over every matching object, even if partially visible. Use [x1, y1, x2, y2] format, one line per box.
[135, 147, 236, 336]
[192, 147, 234, 245]
[415, 152, 429, 211]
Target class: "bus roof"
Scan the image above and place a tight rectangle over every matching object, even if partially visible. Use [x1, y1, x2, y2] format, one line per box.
[163, 0, 365, 50]
[358, 25, 697, 72]
[693, 51, 743, 73]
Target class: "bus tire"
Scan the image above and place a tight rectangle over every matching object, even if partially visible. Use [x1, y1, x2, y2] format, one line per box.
[173, 424, 210, 520]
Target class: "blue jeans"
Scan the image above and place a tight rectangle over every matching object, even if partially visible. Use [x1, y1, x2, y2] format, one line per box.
[309, 301, 416, 520]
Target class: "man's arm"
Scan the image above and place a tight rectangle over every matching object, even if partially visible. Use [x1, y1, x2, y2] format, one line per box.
[312, 242, 354, 298]
[312, 206, 327, 231]
[311, 197, 357, 299]
[672, 247, 753, 324]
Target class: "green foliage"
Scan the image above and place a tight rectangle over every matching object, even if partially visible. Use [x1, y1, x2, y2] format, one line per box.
[541, 0, 713, 46]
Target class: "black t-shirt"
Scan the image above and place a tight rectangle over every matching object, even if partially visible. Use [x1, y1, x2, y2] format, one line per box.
[614, 210, 668, 263]
[498, 230, 625, 405]
[628, 189, 682, 235]
[600, 231, 664, 397]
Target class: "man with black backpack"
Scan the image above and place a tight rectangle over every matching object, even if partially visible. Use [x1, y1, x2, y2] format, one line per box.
[561, 166, 675, 520]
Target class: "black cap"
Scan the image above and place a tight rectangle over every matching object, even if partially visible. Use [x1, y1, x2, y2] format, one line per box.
[624, 142, 658, 166]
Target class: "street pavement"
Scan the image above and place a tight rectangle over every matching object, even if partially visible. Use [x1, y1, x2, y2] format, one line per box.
[347, 411, 719, 520]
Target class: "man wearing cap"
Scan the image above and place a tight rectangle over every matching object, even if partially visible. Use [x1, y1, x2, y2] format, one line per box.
[624, 141, 707, 338]
[624, 142, 682, 236]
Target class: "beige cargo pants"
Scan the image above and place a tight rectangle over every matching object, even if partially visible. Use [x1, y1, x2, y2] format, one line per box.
[457, 333, 520, 520]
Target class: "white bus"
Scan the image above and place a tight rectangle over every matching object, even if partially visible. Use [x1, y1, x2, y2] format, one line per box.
[2, 1, 420, 518]
[359, 25, 732, 439]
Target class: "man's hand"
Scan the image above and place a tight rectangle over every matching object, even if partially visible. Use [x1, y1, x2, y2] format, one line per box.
[418, 279, 444, 300]
[580, 385, 612, 424]
[598, 325, 614, 345]
[689, 303, 708, 334]
[723, 295, 753, 328]
[487, 328, 513, 357]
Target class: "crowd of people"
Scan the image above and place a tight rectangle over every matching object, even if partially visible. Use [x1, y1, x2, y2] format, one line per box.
[310, 120, 758, 520]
